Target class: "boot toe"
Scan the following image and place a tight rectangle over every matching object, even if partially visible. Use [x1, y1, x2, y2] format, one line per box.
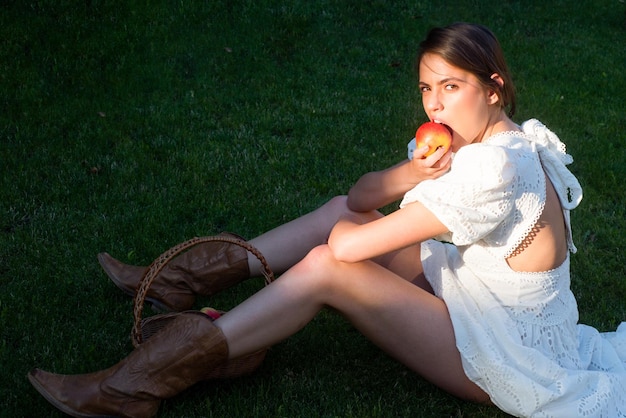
[28, 368, 86, 417]
[98, 252, 145, 296]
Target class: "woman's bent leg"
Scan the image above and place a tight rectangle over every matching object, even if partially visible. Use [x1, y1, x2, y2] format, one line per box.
[98, 196, 385, 311]
[247, 195, 381, 275]
[216, 245, 489, 403]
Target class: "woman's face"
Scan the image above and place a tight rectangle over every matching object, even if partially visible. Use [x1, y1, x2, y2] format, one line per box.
[418, 53, 499, 151]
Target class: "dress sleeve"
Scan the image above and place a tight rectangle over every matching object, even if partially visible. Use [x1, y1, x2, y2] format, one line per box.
[400, 144, 517, 246]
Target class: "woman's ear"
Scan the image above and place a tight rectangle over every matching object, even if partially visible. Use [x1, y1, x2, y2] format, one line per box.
[487, 73, 504, 105]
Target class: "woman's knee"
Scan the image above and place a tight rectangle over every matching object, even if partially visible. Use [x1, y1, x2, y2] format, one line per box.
[297, 244, 340, 275]
[298, 244, 353, 284]
[318, 195, 349, 219]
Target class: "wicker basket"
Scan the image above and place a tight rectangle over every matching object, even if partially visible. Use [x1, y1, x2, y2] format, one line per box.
[131, 234, 275, 379]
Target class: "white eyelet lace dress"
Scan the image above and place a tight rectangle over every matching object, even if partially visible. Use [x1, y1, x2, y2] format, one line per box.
[401, 119, 626, 417]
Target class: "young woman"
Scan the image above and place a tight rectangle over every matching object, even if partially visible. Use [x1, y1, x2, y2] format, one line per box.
[28, 23, 626, 417]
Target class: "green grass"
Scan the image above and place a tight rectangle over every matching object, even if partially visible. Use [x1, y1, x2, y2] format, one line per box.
[1, 1, 625, 416]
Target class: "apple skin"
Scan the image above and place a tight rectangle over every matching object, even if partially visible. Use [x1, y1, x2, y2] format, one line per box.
[415, 122, 452, 157]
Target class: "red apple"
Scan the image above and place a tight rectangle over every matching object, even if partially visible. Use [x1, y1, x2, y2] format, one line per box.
[200, 307, 222, 320]
[415, 122, 452, 158]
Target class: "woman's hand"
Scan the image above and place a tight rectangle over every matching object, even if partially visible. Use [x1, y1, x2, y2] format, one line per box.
[409, 144, 453, 183]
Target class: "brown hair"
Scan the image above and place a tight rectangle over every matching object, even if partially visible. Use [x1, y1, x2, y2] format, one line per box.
[418, 23, 516, 117]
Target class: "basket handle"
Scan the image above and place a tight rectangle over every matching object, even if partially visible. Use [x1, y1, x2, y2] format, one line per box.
[131, 235, 274, 347]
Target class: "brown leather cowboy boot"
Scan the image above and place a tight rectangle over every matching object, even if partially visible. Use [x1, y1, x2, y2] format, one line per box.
[98, 232, 250, 312]
[28, 312, 229, 418]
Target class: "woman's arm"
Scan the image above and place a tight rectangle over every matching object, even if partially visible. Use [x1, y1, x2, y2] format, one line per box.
[347, 146, 451, 213]
[328, 201, 448, 263]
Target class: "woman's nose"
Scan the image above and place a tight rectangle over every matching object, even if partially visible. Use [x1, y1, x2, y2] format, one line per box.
[425, 92, 442, 112]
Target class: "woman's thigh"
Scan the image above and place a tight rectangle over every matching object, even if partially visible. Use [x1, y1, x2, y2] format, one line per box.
[310, 246, 488, 402]
[371, 243, 433, 293]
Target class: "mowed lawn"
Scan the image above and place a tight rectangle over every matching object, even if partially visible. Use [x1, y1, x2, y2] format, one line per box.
[1, 1, 625, 417]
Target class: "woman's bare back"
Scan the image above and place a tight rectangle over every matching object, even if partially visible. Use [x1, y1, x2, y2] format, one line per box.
[506, 174, 568, 272]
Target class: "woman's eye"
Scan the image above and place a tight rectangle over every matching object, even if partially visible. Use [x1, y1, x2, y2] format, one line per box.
[445, 84, 457, 90]
[419, 86, 430, 93]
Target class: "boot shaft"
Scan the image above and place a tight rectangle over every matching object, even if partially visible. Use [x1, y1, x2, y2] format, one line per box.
[104, 312, 228, 398]
[99, 232, 251, 312]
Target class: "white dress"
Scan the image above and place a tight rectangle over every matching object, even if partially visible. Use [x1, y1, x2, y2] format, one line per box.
[401, 120, 626, 417]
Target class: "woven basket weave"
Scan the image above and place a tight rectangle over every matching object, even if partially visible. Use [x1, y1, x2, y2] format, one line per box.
[131, 234, 275, 379]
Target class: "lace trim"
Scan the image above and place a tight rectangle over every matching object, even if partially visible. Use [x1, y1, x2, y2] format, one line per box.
[483, 129, 529, 144]
[506, 144, 546, 260]
[505, 159, 547, 260]
[508, 215, 542, 258]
